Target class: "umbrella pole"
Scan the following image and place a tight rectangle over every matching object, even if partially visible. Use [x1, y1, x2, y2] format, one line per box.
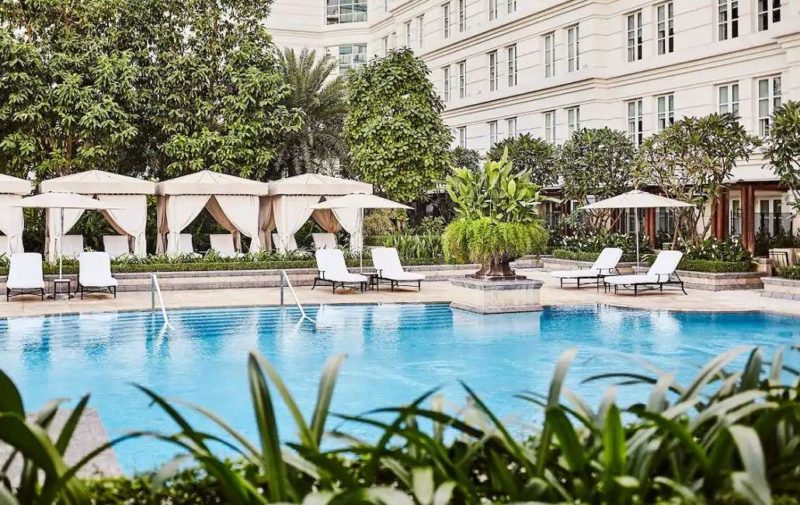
[635, 208, 641, 271]
[59, 207, 64, 280]
[359, 207, 364, 272]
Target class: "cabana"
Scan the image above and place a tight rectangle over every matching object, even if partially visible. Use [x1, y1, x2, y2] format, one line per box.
[265, 174, 372, 252]
[155, 170, 270, 255]
[0, 174, 34, 255]
[40, 170, 156, 260]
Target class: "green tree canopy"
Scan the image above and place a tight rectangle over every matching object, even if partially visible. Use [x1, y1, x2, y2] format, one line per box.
[344, 48, 452, 202]
[765, 100, 800, 213]
[273, 48, 348, 177]
[450, 146, 481, 172]
[0, 0, 140, 179]
[487, 133, 559, 187]
[637, 113, 760, 243]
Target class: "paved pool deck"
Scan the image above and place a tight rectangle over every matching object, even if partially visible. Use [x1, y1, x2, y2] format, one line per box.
[2, 269, 798, 319]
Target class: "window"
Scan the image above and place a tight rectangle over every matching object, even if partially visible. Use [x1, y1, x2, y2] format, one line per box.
[417, 15, 424, 47]
[458, 60, 467, 98]
[543, 33, 555, 78]
[656, 93, 674, 131]
[443, 66, 451, 102]
[544, 111, 556, 142]
[384, 0, 389, 13]
[488, 51, 499, 91]
[458, 126, 467, 148]
[567, 106, 580, 135]
[508, 0, 516, 13]
[326, 0, 367, 24]
[506, 117, 517, 138]
[757, 0, 780, 31]
[717, 0, 738, 40]
[758, 76, 781, 137]
[442, 3, 451, 38]
[626, 11, 643, 62]
[507, 44, 518, 87]
[718, 83, 739, 116]
[405, 20, 412, 47]
[382, 36, 389, 56]
[458, 0, 466, 32]
[656, 2, 674, 55]
[488, 0, 498, 21]
[626, 99, 643, 145]
[488, 121, 498, 147]
[567, 25, 580, 72]
[338, 44, 367, 72]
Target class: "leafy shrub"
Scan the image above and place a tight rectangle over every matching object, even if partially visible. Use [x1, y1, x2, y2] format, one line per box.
[677, 259, 754, 273]
[558, 229, 654, 257]
[755, 228, 800, 257]
[382, 233, 444, 262]
[443, 217, 547, 265]
[363, 209, 401, 238]
[411, 216, 446, 235]
[679, 236, 751, 262]
[551, 248, 638, 263]
[778, 265, 800, 280]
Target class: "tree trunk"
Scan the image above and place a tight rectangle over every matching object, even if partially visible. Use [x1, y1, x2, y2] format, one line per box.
[472, 253, 522, 279]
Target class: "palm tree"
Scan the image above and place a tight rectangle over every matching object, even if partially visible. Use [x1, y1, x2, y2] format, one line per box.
[275, 48, 348, 177]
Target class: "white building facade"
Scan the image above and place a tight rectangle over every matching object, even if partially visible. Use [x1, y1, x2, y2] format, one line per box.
[267, 0, 800, 251]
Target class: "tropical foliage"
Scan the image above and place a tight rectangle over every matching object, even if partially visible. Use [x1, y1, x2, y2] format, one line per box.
[2, 347, 800, 503]
[487, 133, 559, 187]
[765, 100, 800, 214]
[637, 113, 760, 246]
[443, 150, 548, 275]
[273, 48, 348, 177]
[344, 48, 453, 202]
[449, 146, 481, 172]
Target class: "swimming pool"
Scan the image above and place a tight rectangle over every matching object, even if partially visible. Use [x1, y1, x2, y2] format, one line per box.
[1, 304, 798, 473]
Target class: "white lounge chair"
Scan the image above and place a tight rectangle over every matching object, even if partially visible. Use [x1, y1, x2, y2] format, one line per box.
[312, 233, 338, 250]
[6, 253, 45, 301]
[371, 247, 425, 291]
[0, 236, 10, 258]
[77, 252, 118, 299]
[177, 233, 202, 258]
[550, 247, 624, 290]
[313, 249, 368, 293]
[103, 235, 130, 259]
[604, 250, 687, 296]
[61, 235, 84, 258]
[209, 233, 242, 258]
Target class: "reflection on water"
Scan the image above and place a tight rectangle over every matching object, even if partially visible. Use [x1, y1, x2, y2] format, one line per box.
[0, 304, 798, 473]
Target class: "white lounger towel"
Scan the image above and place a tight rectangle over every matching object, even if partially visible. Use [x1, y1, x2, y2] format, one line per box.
[78, 252, 118, 299]
[62, 235, 84, 258]
[209, 234, 242, 258]
[6, 253, 45, 301]
[177, 233, 202, 258]
[604, 250, 686, 296]
[313, 249, 368, 293]
[312, 233, 338, 250]
[372, 247, 424, 291]
[551, 247, 623, 288]
[103, 235, 131, 259]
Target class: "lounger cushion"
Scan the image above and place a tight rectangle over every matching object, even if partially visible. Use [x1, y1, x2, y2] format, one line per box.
[372, 247, 425, 282]
[315, 249, 368, 283]
[312, 233, 337, 250]
[551, 269, 604, 279]
[78, 252, 118, 288]
[7, 253, 45, 289]
[604, 274, 661, 285]
[381, 270, 425, 281]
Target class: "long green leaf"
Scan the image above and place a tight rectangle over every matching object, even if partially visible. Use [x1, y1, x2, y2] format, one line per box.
[54, 395, 89, 456]
[729, 425, 772, 505]
[0, 370, 24, 415]
[311, 354, 346, 447]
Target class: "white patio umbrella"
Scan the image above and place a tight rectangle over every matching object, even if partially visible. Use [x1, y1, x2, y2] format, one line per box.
[581, 190, 692, 268]
[311, 193, 412, 270]
[5, 192, 122, 279]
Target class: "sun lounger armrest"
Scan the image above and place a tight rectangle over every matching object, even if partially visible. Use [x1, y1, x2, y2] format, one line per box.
[318, 269, 326, 280]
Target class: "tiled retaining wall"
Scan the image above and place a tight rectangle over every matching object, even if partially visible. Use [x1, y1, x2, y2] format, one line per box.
[762, 278, 800, 300]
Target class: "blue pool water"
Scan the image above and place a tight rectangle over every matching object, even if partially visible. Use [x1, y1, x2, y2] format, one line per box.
[0, 304, 798, 473]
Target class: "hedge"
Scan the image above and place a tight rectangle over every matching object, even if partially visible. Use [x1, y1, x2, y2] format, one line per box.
[0, 257, 452, 277]
[551, 249, 638, 263]
[778, 266, 800, 280]
[677, 259, 754, 273]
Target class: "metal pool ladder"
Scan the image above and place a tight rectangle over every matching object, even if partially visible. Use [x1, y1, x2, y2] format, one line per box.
[280, 270, 316, 324]
[150, 274, 174, 330]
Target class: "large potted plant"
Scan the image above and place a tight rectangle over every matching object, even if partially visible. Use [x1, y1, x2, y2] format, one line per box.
[443, 150, 548, 279]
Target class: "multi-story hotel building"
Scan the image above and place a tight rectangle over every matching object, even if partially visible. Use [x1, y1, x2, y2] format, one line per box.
[266, 1, 800, 251]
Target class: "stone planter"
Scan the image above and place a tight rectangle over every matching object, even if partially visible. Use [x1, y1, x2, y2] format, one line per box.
[673, 269, 766, 291]
[762, 277, 800, 300]
[450, 277, 543, 314]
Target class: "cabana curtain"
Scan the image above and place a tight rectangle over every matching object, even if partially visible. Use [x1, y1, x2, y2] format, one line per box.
[272, 195, 321, 253]
[0, 194, 25, 254]
[162, 195, 210, 255]
[332, 208, 363, 253]
[215, 195, 263, 253]
[46, 208, 84, 262]
[97, 194, 148, 257]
